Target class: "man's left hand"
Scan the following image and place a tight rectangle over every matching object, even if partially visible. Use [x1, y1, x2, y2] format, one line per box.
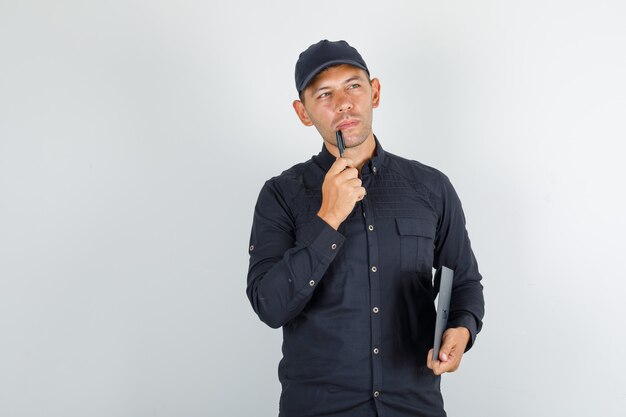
[426, 327, 470, 375]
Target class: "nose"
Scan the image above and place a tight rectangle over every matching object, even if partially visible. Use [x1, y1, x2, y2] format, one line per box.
[335, 91, 353, 113]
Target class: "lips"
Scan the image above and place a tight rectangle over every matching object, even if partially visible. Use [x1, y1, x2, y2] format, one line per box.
[336, 119, 358, 130]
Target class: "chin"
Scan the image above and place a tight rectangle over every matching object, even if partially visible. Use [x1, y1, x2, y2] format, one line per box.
[345, 132, 369, 147]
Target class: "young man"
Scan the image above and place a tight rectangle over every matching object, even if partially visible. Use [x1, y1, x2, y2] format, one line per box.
[247, 40, 484, 417]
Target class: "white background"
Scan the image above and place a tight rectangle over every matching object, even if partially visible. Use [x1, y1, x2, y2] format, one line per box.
[1, 1, 625, 416]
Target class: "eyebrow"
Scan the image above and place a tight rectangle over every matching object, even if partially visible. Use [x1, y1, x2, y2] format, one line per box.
[311, 75, 367, 95]
[343, 76, 363, 85]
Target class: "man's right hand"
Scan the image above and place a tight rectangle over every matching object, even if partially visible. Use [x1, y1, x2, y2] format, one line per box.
[317, 157, 366, 230]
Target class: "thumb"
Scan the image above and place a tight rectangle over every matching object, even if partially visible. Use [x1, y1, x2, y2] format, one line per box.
[439, 340, 453, 362]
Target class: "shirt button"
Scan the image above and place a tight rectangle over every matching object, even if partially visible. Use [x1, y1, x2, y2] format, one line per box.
[374, 391, 380, 398]
[372, 166, 378, 173]
[373, 347, 380, 355]
[372, 307, 379, 314]
[309, 280, 315, 287]
[368, 225, 374, 231]
[371, 266, 377, 272]
[331, 243, 337, 250]
[249, 245, 254, 251]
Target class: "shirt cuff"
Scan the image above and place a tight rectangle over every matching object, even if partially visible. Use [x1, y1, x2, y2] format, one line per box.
[307, 215, 346, 259]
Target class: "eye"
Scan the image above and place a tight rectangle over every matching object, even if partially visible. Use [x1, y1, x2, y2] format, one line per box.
[317, 92, 330, 99]
[349, 83, 361, 89]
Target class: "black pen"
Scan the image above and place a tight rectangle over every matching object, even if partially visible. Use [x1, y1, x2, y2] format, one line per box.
[336, 130, 345, 157]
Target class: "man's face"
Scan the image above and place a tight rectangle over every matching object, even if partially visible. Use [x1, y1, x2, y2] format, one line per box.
[293, 64, 380, 151]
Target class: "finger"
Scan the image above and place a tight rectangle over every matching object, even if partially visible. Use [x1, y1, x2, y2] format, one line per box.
[437, 334, 464, 374]
[438, 331, 455, 362]
[439, 343, 460, 364]
[426, 348, 446, 375]
[346, 178, 363, 188]
[428, 345, 450, 375]
[436, 354, 461, 374]
[426, 349, 435, 370]
[431, 360, 444, 376]
[328, 157, 354, 175]
[336, 166, 359, 181]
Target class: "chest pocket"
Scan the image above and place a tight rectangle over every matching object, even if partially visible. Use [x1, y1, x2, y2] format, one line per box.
[396, 218, 436, 273]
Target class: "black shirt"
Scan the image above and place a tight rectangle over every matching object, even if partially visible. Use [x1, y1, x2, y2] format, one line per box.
[247, 138, 484, 417]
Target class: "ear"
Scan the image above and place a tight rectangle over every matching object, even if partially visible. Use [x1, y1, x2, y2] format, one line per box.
[370, 78, 381, 109]
[293, 100, 314, 126]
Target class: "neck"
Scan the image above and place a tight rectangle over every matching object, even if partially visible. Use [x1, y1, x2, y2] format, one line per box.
[325, 133, 376, 171]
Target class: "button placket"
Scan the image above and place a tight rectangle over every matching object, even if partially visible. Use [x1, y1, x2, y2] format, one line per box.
[362, 195, 383, 411]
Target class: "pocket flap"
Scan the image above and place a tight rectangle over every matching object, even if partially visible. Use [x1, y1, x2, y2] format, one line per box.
[395, 218, 436, 239]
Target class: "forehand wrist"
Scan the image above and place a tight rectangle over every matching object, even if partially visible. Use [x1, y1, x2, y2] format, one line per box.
[317, 212, 340, 230]
[452, 327, 471, 344]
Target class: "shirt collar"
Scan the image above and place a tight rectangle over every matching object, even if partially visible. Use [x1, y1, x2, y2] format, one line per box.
[313, 135, 386, 175]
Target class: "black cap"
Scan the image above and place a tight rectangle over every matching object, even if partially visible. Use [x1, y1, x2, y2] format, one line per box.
[295, 40, 369, 94]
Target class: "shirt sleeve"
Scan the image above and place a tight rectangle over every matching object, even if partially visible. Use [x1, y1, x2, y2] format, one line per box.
[246, 179, 346, 329]
[434, 175, 485, 351]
